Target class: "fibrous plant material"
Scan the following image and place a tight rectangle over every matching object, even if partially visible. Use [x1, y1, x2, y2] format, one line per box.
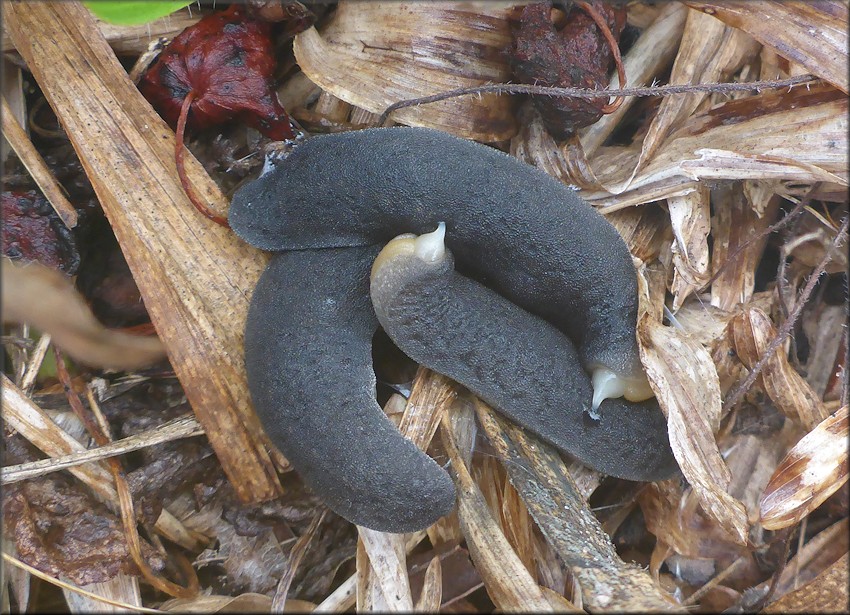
[4, 1, 281, 502]
[293, 1, 518, 141]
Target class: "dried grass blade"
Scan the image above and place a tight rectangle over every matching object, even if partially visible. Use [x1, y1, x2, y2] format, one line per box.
[440, 409, 553, 612]
[399, 368, 458, 451]
[413, 556, 442, 612]
[1, 95, 77, 227]
[271, 510, 327, 612]
[472, 400, 680, 612]
[760, 405, 849, 531]
[1, 414, 202, 484]
[357, 528, 413, 612]
[3, 1, 281, 502]
[1, 374, 117, 506]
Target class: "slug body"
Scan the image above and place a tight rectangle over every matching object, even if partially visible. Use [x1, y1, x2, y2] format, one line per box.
[230, 127, 649, 402]
[245, 246, 455, 532]
[370, 229, 677, 481]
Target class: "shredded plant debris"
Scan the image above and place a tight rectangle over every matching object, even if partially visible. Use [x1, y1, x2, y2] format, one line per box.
[2, 1, 847, 613]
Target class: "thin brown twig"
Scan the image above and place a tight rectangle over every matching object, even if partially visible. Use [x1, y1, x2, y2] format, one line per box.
[271, 508, 328, 613]
[722, 216, 849, 413]
[174, 89, 230, 228]
[53, 348, 199, 599]
[377, 74, 819, 125]
[704, 195, 810, 291]
[749, 526, 797, 611]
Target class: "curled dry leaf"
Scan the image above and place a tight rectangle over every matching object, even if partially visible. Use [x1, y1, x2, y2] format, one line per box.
[687, 0, 849, 94]
[668, 184, 711, 310]
[582, 84, 847, 210]
[730, 306, 830, 430]
[293, 1, 517, 141]
[759, 405, 848, 531]
[1, 259, 165, 371]
[636, 264, 749, 545]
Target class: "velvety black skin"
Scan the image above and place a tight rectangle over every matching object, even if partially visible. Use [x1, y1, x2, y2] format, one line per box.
[245, 247, 456, 532]
[371, 253, 677, 482]
[230, 127, 640, 378]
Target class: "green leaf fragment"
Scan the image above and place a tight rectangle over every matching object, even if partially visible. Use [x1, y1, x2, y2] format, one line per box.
[84, 1, 194, 26]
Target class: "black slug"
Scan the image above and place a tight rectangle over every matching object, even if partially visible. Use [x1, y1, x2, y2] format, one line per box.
[369, 225, 677, 481]
[229, 126, 652, 410]
[244, 246, 456, 532]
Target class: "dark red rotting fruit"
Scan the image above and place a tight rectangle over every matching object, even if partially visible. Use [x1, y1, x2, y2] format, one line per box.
[2, 190, 80, 274]
[511, 1, 627, 140]
[137, 4, 295, 141]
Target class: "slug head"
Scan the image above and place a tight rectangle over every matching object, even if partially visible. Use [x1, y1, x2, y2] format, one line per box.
[371, 222, 449, 282]
[590, 365, 655, 416]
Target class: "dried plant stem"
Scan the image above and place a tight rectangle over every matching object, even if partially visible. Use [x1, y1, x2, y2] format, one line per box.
[1, 94, 78, 228]
[704, 196, 809, 291]
[1, 414, 203, 484]
[723, 216, 849, 413]
[20, 333, 52, 395]
[175, 90, 229, 227]
[271, 509, 328, 613]
[54, 347, 199, 599]
[1, 553, 162, 614]
[378, 74, 819, 125]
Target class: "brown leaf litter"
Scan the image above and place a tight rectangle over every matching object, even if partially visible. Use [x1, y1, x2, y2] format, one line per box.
[2, 1, 848, 612]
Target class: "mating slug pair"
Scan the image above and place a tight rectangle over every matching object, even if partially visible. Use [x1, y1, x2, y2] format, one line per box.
[231, 127, 677, 532]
